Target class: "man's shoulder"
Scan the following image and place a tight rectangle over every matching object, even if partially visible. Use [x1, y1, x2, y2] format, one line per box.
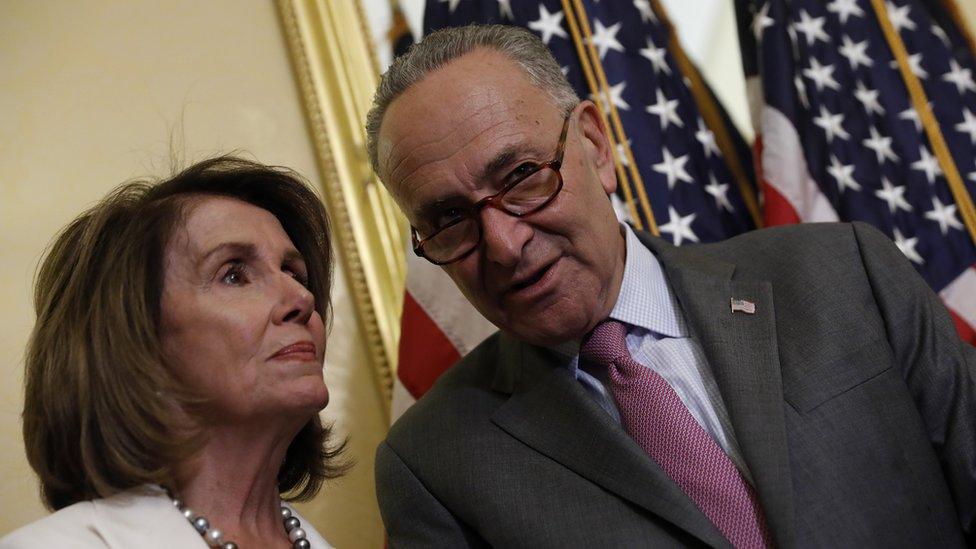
[663, 221, 890, 274]
[386, 331, 509, 450]
[702, 221, 872, 256]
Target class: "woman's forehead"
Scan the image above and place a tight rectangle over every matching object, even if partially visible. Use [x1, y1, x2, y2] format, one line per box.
[169, 196, 292, 258]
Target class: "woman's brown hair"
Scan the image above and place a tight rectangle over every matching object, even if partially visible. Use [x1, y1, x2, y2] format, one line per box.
[24, 156, 347, 510]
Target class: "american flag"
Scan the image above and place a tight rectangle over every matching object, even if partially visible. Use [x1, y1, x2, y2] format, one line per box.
[393, 0, 760, 414]
[736, 0, 976, 344]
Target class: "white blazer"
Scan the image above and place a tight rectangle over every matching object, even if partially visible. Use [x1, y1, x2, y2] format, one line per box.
[0, 485, 332, 548]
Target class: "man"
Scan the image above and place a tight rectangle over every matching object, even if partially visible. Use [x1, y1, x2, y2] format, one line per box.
[366, 25, 975, 547]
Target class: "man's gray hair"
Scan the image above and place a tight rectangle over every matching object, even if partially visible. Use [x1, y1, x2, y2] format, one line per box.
[365, 24, 580, 176]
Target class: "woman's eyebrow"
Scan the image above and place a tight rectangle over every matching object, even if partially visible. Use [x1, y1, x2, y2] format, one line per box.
[196, 242, 256, 269]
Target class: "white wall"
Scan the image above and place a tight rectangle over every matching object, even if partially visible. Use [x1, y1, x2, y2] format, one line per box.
[0, 2, 385, 546]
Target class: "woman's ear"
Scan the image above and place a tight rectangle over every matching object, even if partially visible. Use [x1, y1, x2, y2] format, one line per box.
[575, 100, 617, 195]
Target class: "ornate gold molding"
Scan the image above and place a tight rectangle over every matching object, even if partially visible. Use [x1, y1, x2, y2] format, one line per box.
[277, 0, 406, 419]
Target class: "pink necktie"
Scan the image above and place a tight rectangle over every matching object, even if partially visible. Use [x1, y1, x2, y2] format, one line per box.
[580, 319, 771, 548]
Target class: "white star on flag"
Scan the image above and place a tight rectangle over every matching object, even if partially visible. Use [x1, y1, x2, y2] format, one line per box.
[695, 119, 720, 157]
[827, 155, 861, 192]
[942, 59, 976, 95]
[616, 140, 632, 167]
[752, 3, 774, 40]
[803, 58, 841, 92]
[640, 38, 670, 74]
[854, 81, 885, 115]
[886, 1, 917, 33]
[893, 228, 924, 264]
[646, 89, 683, 130]
[956, 108, 976, 144]
[827, 0, 864, 24]
[705, 175, 734, 212]
[496, 0, 514, 20]
[931, 24, 951, 46]
[588, 19, 624, 60]
[899, 106, 922, 131]
[839, 36, 873, 70]
[911, 146, 943, 185]
[592, 80, 630, 112]
[924, 196, 963, 235]
[891, 53, 928, 80]
[794, 74, 810, 108]
[527, 5, 567, 45]
[863, 127, 899, 164]
[652, 149, 693, 189]
[659, 206, 699, 246]
[440, 0, 461, 14]
[874, 177, 913, 213]
[795, 10, 830, 46]
[633, 0, 656, 24]
[814, 106, 851, 142]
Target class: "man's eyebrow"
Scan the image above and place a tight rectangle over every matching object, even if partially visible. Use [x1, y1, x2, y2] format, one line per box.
[480, 143, 545, 183]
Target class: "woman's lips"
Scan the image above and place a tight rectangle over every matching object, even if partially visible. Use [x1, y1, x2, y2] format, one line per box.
[270, 341, 317, 361]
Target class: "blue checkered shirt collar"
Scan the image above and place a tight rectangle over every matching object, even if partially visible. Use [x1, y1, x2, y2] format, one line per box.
[550, 224, 688, 361]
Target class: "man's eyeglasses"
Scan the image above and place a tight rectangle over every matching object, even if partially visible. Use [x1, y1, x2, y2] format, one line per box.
[411, 113, 572, 265]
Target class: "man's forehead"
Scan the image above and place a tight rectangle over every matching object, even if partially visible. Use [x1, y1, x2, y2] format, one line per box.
[377, 50, 557, 180]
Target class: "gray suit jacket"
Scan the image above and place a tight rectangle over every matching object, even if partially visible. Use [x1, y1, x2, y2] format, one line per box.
[377, 222, 976, 547]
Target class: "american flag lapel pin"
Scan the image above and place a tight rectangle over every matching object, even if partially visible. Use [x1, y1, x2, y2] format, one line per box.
[731, 298, 756, 314]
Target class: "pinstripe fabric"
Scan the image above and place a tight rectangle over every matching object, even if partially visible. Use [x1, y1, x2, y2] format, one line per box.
[551, 224, 752, 480]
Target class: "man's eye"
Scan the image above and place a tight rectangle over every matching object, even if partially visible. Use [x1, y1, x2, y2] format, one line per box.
[510, 162, 539, 180]
[435, 207, 466, 228]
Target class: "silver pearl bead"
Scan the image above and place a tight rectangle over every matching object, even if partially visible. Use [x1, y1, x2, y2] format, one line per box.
[280, 506, 292, 520]
[288, 527, 307, 542]
[172, 498, 183, 508]
[293, 539, 311, 549]
[205, 528, 224, 546]
[221, 543, 238, 549]
[284, 516, 301, 532]
[182, 508, 196, 520]
[193, 516, 210, 534]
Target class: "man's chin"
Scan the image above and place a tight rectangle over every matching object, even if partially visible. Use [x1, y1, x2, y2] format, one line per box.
[501, 316, 594, 348]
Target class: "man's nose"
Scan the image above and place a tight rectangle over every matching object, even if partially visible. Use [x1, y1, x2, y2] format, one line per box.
[480, 207, 531, 267]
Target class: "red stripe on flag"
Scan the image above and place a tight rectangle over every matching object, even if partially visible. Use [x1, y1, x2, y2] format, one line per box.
[754, 135, 801, 227]
[398, 291, 461, 399]
[947, 307, 976, 346]
[762, 182, 801, 227]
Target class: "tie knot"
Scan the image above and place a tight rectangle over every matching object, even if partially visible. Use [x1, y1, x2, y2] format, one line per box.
[579, 319, 630, 365]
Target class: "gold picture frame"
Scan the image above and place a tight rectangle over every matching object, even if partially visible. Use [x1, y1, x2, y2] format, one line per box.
[277, 0, 406, 420]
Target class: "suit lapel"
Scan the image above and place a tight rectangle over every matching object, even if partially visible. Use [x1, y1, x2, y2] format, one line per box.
[490, 334, 730, 548]
[642, 233, 796, 548]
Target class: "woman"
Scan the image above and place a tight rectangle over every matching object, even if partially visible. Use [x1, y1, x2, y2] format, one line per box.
[1, 157, 346, 548]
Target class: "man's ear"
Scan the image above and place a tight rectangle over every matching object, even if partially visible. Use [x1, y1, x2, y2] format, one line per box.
[575, 100, 617, 195]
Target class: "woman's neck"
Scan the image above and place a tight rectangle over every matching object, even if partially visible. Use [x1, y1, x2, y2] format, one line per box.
[174, 421, 301, 548]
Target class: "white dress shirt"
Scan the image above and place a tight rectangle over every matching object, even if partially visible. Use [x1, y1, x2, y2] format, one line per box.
[551, 224, 753, 481]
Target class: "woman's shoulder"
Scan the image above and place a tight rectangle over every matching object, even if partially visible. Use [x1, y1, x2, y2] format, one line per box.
[0, 499, 102, 547]
[0, 485, 200, 549]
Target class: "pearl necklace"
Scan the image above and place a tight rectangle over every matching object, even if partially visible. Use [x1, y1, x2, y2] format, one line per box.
[169, 493, 311, 548]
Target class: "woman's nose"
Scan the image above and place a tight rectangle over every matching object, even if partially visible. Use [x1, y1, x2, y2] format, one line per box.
[274, 274, 315, 325]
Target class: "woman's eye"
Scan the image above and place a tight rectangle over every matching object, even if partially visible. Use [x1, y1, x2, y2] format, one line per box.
[221, 263, 248, 285]
[288, 269, 309, 287]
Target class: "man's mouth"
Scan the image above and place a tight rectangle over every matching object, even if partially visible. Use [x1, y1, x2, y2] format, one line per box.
[506, 258, 559, 295]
